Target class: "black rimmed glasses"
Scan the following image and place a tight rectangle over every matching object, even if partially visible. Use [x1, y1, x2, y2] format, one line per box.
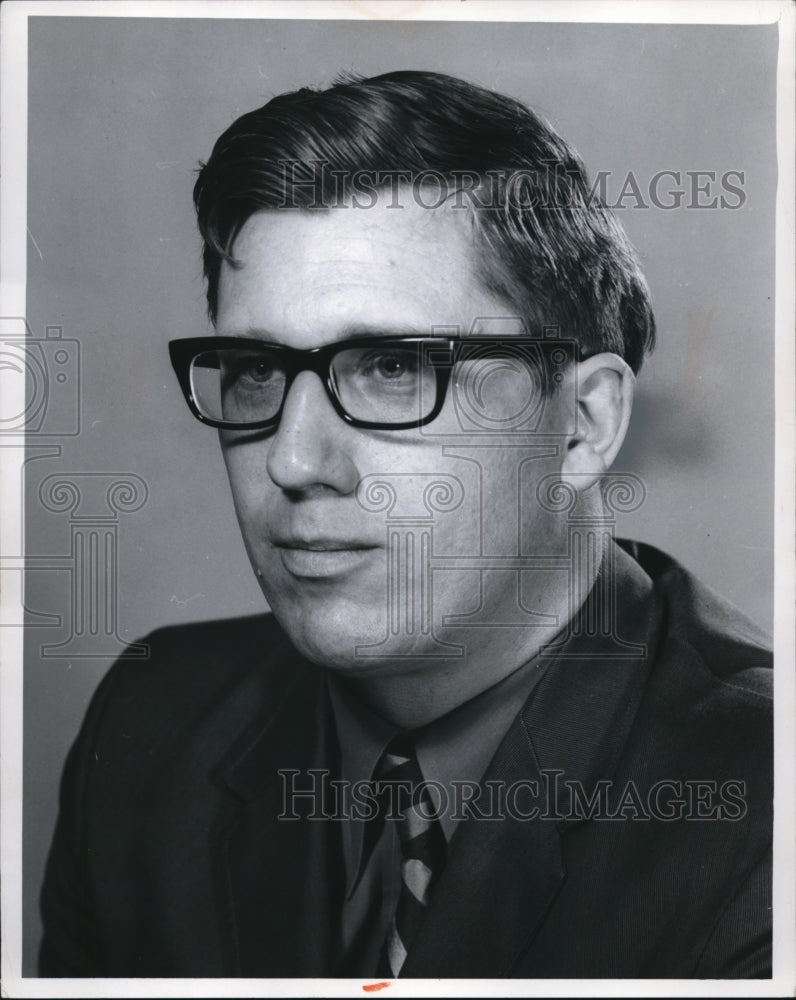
[168, 335, 571, 432]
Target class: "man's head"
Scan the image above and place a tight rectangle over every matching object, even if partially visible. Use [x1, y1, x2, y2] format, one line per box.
[194, 71, 654, 372]
[178, 71, 655, 713]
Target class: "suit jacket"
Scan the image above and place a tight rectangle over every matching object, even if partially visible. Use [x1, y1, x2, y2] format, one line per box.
[39, 540, 773, 978]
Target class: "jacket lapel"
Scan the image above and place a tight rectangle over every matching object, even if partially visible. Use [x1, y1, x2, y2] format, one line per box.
[403, 541, 662, 978]
[212, 656, 343, 976]
[401, 716, 566, 978]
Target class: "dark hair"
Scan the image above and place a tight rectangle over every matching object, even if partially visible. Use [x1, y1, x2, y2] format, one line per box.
[193, 70, 655, 375]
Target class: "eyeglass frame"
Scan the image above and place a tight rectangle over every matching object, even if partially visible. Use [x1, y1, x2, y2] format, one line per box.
[168, 334, 577, 432]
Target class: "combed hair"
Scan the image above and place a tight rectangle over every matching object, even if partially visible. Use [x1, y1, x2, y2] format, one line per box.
[194, 70, 655, 377]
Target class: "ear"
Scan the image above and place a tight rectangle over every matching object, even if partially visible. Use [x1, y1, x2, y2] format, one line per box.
[560, 353, 635, 490]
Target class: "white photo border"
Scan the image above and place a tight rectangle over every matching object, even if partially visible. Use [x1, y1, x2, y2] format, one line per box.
[1, 2, 793, 997]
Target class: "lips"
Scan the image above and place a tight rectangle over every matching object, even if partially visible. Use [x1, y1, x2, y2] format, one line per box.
[269, 533, 381, 580]
[273, 539, 380, 579]
[274, 537, 378, 552]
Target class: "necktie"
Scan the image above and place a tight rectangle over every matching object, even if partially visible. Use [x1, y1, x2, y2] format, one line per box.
[376, 734, 447, 977]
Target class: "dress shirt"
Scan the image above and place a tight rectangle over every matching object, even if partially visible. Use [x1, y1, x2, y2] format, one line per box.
[328, 648, 554, 976]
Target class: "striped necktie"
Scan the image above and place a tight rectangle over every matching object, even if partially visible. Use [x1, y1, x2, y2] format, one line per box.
[377, 734, 447, 977]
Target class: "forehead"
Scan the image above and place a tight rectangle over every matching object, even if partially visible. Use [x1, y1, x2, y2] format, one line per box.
[215, 197, 522, 345]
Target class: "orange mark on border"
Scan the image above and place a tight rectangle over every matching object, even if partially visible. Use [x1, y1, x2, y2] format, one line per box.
[362, 982, 391, 992]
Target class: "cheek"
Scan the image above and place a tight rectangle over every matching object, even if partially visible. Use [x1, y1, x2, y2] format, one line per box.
[219, 438, 274, 529]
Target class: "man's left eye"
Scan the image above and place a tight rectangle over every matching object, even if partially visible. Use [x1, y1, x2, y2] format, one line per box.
[356, 349, 418, 381]
[374, 354, 408, 379]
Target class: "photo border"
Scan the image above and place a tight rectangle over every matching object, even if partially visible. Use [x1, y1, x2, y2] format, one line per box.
[1, 2, 793, 996]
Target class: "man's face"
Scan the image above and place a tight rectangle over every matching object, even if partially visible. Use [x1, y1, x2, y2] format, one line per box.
[216, 197, 574, 679]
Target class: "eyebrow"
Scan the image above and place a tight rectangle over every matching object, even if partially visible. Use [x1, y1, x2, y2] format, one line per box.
[234, 323, 447, 344]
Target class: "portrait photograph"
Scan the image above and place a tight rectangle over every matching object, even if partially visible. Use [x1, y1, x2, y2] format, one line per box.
[1, 1, 793, 996]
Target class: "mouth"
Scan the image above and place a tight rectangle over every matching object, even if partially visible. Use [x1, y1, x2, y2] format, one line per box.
[272, 539, 380, 579]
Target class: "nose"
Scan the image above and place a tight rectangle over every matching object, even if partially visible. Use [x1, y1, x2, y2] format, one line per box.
[265, 370, 360, 494]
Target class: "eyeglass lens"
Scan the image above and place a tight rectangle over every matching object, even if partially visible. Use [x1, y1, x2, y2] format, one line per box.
[189, 342, 437, 426]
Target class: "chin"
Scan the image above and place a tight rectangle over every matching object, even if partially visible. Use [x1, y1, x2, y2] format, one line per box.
[269, 599, 388, 671]
[290, 631, 369, 671]
[277, 610, 464, 681]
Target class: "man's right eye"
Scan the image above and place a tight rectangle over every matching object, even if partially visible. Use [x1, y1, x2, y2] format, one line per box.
[224, 353, 279, 386]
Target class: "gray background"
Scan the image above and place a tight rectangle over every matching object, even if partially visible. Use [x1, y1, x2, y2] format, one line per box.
[22, 16, 777, 972]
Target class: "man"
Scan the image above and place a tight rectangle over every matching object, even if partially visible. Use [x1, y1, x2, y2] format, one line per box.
[39, 71, 772, 979]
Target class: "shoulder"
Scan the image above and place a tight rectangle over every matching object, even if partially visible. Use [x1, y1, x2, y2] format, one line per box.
[80, 613, 312, 767]
[103, 611, 290, 698]
[619, 538, 772, 702]
[610, 542, 773, 970]
[111, 611, 289, 691]
[614, 540, 772, 838]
